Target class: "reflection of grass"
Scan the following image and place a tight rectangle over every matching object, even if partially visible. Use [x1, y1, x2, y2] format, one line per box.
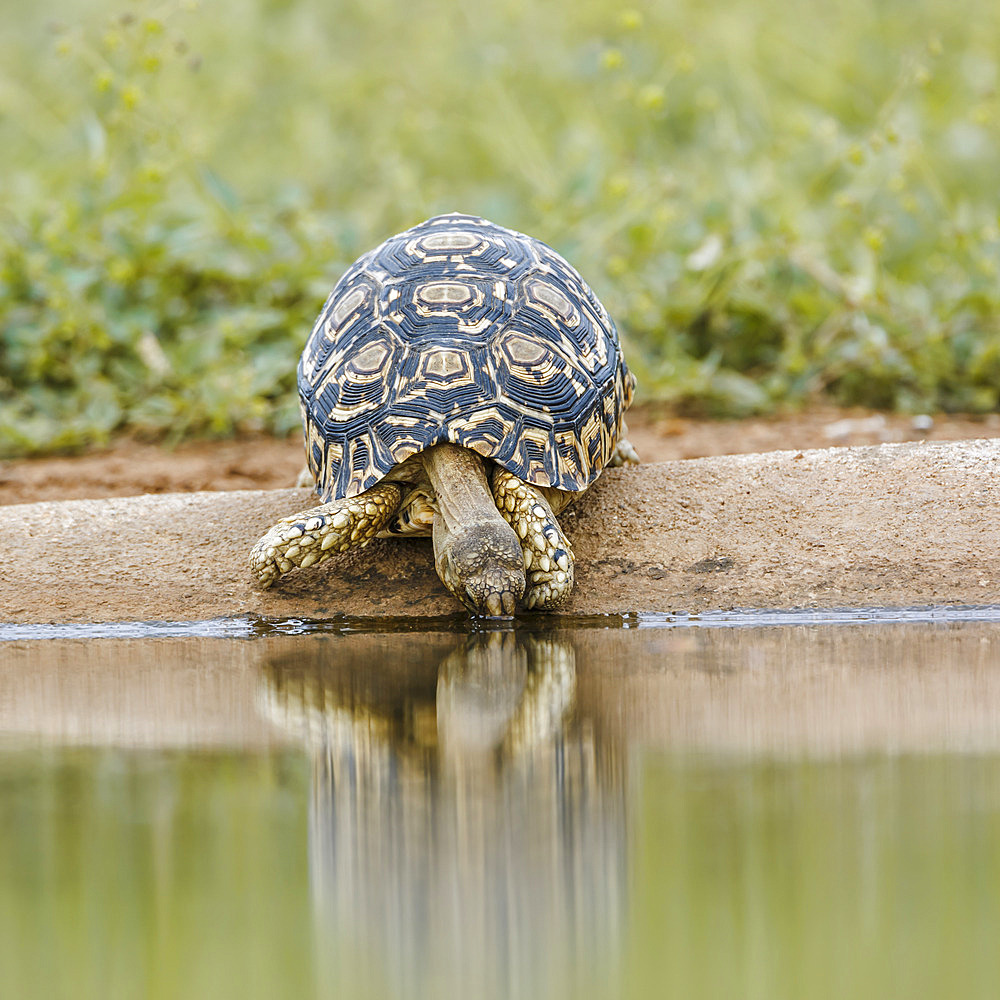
[4, 744, 1000, 999]
[2, 0, 998, 455]
[0, 748, 314, 1000]
[628, 754, 1000, 1000]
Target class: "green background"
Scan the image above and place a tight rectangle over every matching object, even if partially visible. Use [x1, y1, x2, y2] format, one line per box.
[2, 0, 998, 455]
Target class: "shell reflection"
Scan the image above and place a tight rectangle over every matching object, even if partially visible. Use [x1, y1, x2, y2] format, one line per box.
[260, 631, 626, 1000]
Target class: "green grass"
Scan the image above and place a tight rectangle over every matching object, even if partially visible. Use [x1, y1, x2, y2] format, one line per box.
[2, 0, 999, 456]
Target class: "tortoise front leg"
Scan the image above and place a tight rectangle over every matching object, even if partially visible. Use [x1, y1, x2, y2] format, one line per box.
[249, 482, 404, 589]
[490, 468, 574, 610]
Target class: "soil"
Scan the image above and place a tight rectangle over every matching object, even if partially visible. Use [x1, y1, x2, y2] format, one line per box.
[3, 405, 999, 506]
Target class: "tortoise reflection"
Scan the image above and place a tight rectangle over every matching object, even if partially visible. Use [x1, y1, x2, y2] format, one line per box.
[260, 630, 626, 1000]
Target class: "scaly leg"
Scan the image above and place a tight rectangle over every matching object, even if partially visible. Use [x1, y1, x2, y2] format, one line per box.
[249, 482, 403, 589]
[490, 467, 574, 609]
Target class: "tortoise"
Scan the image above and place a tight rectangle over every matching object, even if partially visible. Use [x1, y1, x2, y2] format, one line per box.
[249, 213, 637, 615]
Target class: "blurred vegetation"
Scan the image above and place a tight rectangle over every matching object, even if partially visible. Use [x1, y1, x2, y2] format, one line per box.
[1, 0, 999, 456]
[0, 747, 314, 1000]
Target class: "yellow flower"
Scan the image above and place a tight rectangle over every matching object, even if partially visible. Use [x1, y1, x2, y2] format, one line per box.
[601, 48, 624, 71]
[139, 163, 165, 184]
[864, 227, 885, 251]
[108, 259, 135, 284]
[637, 84, 665, 112]
[606, 173, 630, 199]
[618, 10, 643, 32]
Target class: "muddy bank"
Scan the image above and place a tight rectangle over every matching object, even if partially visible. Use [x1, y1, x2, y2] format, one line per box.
[1, 438, 997, 625]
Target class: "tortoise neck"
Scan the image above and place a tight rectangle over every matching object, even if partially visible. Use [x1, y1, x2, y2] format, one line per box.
[422, 444, 503, 532]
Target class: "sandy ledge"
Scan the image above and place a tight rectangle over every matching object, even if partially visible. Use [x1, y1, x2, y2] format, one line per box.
[1, 438, 998, 625]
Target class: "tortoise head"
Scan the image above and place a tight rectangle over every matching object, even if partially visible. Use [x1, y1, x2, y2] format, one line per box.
[433, 519, 526, 617]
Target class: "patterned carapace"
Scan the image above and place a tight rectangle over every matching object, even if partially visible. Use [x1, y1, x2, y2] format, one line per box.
[299, 213, 634, 501]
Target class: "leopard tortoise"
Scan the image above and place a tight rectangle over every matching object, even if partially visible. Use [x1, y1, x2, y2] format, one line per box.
[250, 213, 637, 615]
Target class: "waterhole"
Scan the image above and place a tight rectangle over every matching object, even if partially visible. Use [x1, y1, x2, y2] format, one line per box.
[2, 610, 999, 999]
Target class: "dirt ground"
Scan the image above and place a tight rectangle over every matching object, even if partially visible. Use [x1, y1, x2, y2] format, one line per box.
[3, 405, 999, 505]
[2, 404, 1000, 623]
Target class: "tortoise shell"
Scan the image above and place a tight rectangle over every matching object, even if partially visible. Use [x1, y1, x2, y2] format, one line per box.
[299, 213, 634, 502]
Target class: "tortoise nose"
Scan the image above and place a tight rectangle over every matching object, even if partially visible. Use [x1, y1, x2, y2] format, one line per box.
[482, 589, 519, 618]
[467, 566, 523, 617]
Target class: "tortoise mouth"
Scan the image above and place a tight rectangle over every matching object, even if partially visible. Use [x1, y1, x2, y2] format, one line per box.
[463, 571, 524, 618]
[434, 520, 526, 617]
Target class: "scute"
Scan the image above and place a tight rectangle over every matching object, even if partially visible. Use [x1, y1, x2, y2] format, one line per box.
[299, 213, 634, 502]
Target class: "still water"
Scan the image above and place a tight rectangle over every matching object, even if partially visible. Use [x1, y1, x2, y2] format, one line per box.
[1, 613, 999, 1000]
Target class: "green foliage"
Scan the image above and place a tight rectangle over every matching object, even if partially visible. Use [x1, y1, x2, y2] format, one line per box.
[2, 0, 999, 455]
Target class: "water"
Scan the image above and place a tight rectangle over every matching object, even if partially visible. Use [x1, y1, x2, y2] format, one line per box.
[2, 614, 1000, 999]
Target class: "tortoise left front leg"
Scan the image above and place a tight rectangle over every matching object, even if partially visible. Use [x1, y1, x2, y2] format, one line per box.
[249, 481, 403, 589]
[490, 468, 574, 610]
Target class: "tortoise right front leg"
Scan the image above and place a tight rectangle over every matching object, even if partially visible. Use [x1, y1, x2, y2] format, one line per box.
[249, 482, 404, 589]
[490, 468, 575, 610]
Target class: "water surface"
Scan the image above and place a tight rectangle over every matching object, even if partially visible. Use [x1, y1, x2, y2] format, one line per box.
[1, 615, 999, 999]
